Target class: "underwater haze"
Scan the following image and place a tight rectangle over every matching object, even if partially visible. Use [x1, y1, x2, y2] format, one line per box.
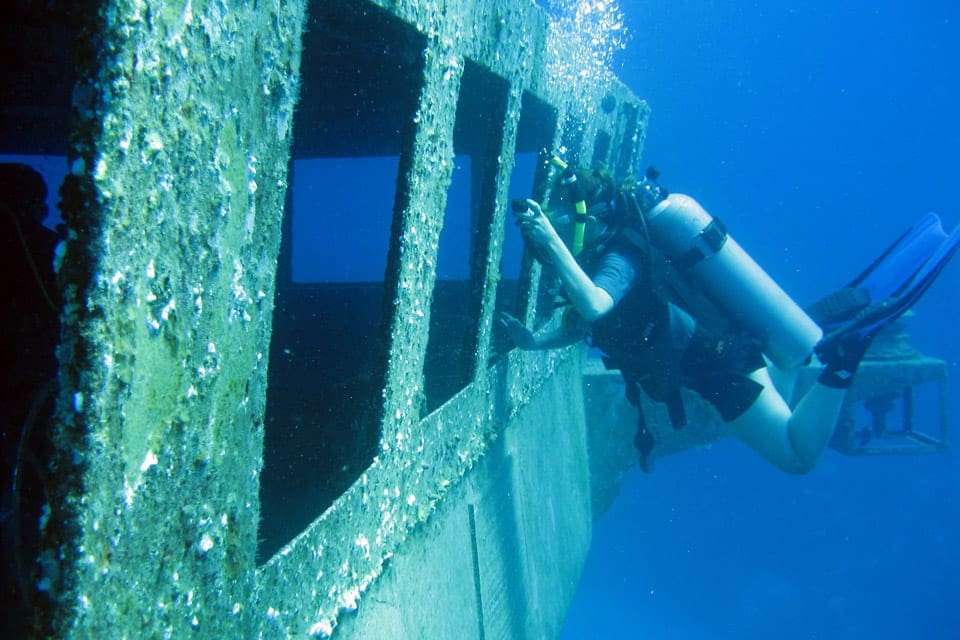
[562, 2, 960, 639]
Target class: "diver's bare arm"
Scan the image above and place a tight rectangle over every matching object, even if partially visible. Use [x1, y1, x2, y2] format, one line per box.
[517, 199, 614, 321]
[546, 234, 615, 321]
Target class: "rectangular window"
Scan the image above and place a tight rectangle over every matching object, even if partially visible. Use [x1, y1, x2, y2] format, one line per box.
[423, 61, 508, 414]
[259, 2, 425, 562]
[491, 93, 558, 360]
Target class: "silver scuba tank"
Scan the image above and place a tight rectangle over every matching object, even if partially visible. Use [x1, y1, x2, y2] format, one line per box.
[644, 192, 822, 370]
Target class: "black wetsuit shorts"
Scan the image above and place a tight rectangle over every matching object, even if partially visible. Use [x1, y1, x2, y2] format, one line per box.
[679, 329, 766, 422]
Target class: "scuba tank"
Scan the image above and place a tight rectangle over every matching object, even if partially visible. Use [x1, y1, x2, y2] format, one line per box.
[633, 168, 822, 370]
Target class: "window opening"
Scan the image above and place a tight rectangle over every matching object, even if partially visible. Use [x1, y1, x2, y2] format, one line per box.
[615, 102, 641, 182]
[591, 129, 612, 169]
[534, 118, 586, 325]
[259, 2, 425, 562]
[491, 92, 557, 360]
[423, 61, 508, 414]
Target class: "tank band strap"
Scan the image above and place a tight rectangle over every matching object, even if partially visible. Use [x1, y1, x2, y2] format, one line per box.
[671, 217, 728, 270]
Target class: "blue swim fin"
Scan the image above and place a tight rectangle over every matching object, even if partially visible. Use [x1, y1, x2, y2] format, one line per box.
[838, 218, 960, 341]
[848, 212, 950, 302]
[808, 212, 955, 331]
[813, 212, 960, 388]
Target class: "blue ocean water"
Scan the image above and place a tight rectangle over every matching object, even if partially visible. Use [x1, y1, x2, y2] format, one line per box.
[562, 2, 960, 639]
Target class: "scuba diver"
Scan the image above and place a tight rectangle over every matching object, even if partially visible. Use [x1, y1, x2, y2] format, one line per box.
[500, 159, 960, 473]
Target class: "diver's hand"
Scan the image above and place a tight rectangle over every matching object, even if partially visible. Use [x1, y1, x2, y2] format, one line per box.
[513, 199, 562, 262]
[496, 311, 536, 350]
